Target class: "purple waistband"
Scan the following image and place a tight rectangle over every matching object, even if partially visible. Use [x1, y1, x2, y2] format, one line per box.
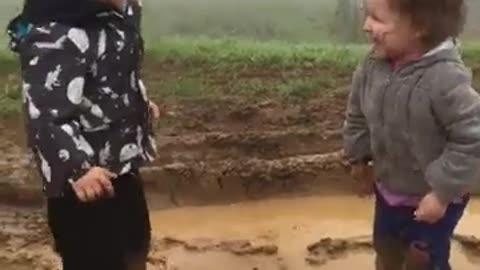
[375, 182, 465, 207]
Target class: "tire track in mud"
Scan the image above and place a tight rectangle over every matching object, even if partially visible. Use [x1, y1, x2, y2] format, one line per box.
[155, 128, 341, 163]
[156, 237, 278, 255]
[0, 123, 348, 207]
[161, 96, 346, 134]
[142, 150, 349, 206]
[0, 149, 350, 207]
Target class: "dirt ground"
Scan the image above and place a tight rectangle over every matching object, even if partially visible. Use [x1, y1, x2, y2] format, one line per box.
[1, 64, 480, 269]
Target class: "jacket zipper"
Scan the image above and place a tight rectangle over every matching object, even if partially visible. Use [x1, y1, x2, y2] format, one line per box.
[379, 64, 409, 125]
[379, 73, 393, 126]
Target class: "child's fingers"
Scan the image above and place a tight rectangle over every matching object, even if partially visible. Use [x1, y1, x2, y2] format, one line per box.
[90, 180, 104, 198]
[149, 101, 160, 119]
[414, 209, 436, 224]
[101, 168, 118, 179]
[84, 186, 97, 202]
[74, 187, 88, 202]
[97, 177, 115, 197]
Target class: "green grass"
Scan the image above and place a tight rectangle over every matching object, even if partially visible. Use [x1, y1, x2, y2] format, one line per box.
[4, 37, 480, 117]
[146, 37, 480, 69]
[278, 78, 337, 102]
[0, 37, 364, 116]
[147, 36, 366, 68]
[160, 78, 206, 98]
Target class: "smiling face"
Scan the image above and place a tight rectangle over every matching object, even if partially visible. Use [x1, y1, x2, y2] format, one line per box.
[363, 0, 423, 60]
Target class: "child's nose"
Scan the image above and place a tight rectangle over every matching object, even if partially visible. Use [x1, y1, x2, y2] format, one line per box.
[363, 17, 373, 33]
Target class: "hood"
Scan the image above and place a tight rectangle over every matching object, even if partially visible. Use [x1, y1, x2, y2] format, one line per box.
[369, 38, 462, 77]
[423, 38, 456, 57]
[7, 0, 115, 52]
[7, 15, 32, 53]
[407, 39, 462, 73]
[21, 0, 111, 25]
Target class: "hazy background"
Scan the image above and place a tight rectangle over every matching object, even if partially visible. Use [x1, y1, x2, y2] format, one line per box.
[0, 0, 479, 47]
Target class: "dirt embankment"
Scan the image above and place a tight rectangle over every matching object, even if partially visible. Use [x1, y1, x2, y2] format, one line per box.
[0, 89, 352, 207]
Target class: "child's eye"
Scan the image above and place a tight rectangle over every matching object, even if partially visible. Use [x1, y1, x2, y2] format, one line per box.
[369, 13, 382, 23]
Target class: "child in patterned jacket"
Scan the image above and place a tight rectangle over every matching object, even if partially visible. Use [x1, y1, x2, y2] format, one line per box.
[8, 0, 159, 269]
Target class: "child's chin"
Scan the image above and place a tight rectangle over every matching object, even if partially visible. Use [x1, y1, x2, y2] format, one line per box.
[371, 45, 388, 59]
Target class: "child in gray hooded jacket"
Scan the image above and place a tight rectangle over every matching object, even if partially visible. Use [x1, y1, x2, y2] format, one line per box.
[343, 0, 480, 269]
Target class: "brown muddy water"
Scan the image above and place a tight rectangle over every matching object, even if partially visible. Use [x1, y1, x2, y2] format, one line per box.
[148, 195, 480, 270]
[2, 191, 480, 270]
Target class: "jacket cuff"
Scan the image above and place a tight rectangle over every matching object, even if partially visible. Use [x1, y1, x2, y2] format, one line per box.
[425, 162, 463, 203]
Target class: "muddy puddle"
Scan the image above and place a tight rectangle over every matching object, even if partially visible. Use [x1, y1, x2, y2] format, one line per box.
[148, 195, 480, 270]
[2, 192, 480, 270]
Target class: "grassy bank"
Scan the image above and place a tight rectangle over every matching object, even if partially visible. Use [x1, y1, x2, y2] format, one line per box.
[0, 37, 365, 117]
[147, 36, 366, 68]
[3, 37, 480, 117]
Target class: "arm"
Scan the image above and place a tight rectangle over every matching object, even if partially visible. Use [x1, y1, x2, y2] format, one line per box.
[21, 26, 94, 197]
[127, 0, 143, 31]
[426, 66, 480, 202]
[343, 63, 372, 164]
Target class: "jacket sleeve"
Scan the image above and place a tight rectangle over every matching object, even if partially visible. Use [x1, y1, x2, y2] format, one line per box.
[128, 0, 143, 31]
[426, 65, 480, 202]
[20, 26, 95, 196]
[343, 62, 372, 163]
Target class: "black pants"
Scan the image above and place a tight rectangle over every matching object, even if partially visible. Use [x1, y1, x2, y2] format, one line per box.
[47, 172, 151, 270]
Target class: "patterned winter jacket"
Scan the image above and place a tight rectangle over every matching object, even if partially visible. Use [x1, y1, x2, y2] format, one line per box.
[8, 0, 157, 198]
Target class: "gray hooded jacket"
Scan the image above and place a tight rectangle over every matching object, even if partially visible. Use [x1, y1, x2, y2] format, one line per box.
[343, 44, 480, 201]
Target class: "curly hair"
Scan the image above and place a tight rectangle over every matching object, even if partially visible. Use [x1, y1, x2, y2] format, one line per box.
[388, 0, 466, 49]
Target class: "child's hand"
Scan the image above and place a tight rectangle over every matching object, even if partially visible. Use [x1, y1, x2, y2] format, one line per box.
[351, 163, 375, 197]
[414, 192, 448, 224]
[69, 167, 118, 202]
[149, 100, 160, 120]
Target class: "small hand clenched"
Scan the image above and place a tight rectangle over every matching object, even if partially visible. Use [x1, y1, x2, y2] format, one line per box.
[70, 167, 118, 202]
[415, 192, 448, 224]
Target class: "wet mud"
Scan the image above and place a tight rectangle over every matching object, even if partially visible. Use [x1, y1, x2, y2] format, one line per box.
[2, 197, 480, 270]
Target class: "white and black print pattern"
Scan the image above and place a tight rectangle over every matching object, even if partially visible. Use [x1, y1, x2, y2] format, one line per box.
[11, 0, 157, 197]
